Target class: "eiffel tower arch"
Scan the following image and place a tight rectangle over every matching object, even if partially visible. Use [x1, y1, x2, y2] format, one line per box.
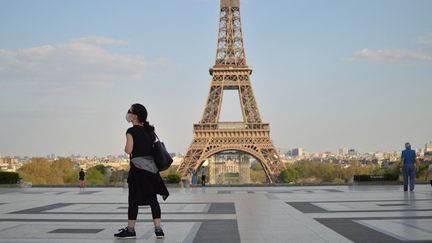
[178, 0, 285, 183]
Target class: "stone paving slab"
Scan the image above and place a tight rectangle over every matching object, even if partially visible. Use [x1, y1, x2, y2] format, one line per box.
[0, 185, 431, 242]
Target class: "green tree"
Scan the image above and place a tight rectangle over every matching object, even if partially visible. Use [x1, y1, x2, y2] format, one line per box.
[249, 163, 267, 183]
[94, 164, 107, 175]
[18, 157, 79, 185]
[18, 158, 53, 184]
[86, 165, 109, 185]
[52, 158, 79, 184]
[250, 162, 263, 171]
[417, 164, 429, 180]
[278, 167, 298, 183]
[110, 170, 127, 184]
[343, 160, 371, 180]
[159, 166, 179, 178]
[294, 160, 321, 182]
[316, 163, 337, 182]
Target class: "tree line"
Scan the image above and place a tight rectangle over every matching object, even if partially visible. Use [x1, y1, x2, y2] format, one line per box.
[15, 158, 430, 185]
[278, 160, 430, 183]
[18, 158, 128, 185]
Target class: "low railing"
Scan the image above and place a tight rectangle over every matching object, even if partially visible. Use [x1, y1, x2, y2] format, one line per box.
[194, 122, 270, 131]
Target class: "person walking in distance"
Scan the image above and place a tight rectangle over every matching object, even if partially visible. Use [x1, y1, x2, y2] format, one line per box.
[79, 169, 85, 190]
[114, 104, 169, 239]
[192, 169, 198, 185]
[401, 142, 418, 192]
[201, 166, 206, 187]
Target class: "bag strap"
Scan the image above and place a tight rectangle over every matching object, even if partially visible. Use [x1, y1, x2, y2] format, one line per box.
[153, 132, 160, 142]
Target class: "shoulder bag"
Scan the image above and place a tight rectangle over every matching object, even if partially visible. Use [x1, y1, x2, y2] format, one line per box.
[153, 132, 173, 171]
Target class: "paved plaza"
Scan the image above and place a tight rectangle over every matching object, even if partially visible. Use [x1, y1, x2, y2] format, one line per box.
[0, 185, 431, 243]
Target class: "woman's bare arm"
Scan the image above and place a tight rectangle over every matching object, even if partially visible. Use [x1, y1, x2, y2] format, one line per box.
[125, 133, 133, 155]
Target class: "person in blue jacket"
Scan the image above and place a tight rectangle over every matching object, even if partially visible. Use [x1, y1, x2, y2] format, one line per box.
[401, 142, 417, 192]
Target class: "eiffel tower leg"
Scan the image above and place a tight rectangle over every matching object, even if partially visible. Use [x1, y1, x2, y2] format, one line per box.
[259, 147, 285, 183]
[178, 138, 209, 178]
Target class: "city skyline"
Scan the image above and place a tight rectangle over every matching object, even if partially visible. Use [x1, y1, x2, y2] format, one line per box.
[1, 0, 432, 157]
[2, 142, 432, 159]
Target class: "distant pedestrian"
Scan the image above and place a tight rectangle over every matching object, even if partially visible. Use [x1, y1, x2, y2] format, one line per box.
[401, 142, 417, 191]
[79, 169, 85, 189]
[201, 166, 206, 187]
[426, 164, 432, 188]
[192, 169, 198, 185]
[114, 103, 169, 239]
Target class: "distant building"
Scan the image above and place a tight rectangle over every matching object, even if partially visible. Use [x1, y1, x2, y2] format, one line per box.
[425, 142, 432, 162]
[418, 148, 425, 157]
[291, 148, 304, 157]
[0, 157, 19, 165]
[348, 149, 357, 156]
[425, 142, 432, 152]
[339, 148, 348, 156]
[374, 152, 385, 160]
[171, 156, 184, 166]
[0, 157, 20, 172]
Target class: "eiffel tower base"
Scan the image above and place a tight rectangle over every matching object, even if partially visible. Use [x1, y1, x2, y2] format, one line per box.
[178, 123, 285, 183]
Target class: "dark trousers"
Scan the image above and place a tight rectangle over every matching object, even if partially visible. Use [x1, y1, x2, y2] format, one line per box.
[201, 175, 206, 187]
[128, 198, 161, 220]
[402, 164, 416, 191]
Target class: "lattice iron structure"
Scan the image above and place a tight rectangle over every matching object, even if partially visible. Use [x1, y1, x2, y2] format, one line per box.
[178, 0, 285, 182]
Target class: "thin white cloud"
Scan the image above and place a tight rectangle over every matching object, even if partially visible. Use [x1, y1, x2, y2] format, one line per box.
[352, 48, 432, 62]
[0, 37, 151, 92]
[416, 35, 432, 46]
[72, 36, 129, 45]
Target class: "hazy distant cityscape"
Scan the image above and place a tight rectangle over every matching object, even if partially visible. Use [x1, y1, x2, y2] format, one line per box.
[1, 142, 431, 173]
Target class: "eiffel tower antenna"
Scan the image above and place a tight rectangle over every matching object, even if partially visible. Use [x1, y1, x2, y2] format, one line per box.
[178, 0, 285, 183]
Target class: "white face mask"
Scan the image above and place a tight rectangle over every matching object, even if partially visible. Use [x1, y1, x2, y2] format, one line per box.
[125, 113, 132, 123]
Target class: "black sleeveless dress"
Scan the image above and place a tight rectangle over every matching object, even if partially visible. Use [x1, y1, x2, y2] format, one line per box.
[127, 125, 169, 205]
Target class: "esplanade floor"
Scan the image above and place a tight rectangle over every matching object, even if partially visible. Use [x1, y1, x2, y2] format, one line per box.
[1, 185, 432, 243]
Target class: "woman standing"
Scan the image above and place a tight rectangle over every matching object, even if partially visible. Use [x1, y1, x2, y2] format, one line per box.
[114, 104, 169, 239]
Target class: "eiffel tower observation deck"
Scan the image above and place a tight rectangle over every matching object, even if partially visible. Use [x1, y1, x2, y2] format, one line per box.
[178, 0, 285, 183]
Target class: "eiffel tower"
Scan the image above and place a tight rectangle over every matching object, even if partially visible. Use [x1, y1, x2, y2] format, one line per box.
[177, 0, 285, 183]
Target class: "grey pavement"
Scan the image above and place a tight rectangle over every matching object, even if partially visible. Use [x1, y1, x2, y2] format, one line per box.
[0, 185, 432, 242]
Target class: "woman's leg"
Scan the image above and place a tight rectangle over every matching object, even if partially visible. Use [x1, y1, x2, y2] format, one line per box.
[149, 198, 161, 227]
[153, 218, 161, 228]
[149, 198, 164, 238]
[114, 203, 137, 238]
[128, 204, 139, 228]
[128, 219, 137, 228]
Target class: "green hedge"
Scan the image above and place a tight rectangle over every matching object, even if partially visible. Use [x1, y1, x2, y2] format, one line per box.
[278, 167, 299, 183]
[166, 173, 181, 184]
[0, 172, 20, 184]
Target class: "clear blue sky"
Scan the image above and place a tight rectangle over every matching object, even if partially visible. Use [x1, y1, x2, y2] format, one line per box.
[1, 0, 431, 157]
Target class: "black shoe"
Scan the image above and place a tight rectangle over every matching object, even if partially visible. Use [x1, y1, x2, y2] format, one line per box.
[155, 227, 164, 239]
[114, 227, 136, 238]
